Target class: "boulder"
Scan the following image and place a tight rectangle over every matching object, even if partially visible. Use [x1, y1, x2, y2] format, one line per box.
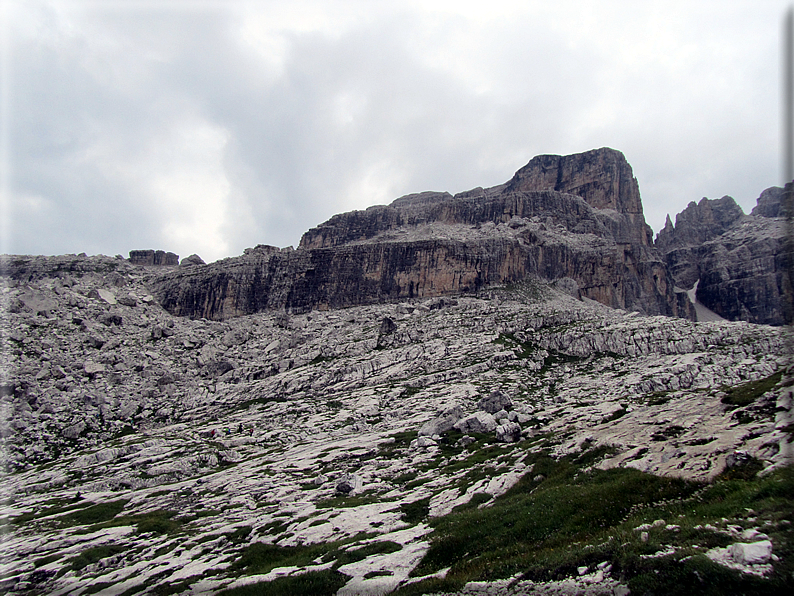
[418, 405, 464, 437]
[335, 474, 359, 495]
[84, 362, 106, 376]
[379, 317, 397, 335]
[410, 436, 438, 450]
[180, 254, 206, 267]
[95, 289, 117, 304]
[222, 329, 250, 347]
[495, 421, 521, 443]
[477, 391, 513, 414]
[453, 412, 497, 434]
[202, 360, 234, 378]
[729, 540, 773, 565]
[117, 294, 139, 307]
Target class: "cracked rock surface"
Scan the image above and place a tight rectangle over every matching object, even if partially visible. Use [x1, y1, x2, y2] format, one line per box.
[0, 254, 791, 595]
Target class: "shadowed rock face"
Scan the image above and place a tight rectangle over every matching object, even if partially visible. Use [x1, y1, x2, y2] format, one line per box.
[149, 148, 687, 320]
[656, 189, 788, 326]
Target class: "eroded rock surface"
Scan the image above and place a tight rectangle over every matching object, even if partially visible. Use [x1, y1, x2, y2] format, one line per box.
[0, 256, 790, 595]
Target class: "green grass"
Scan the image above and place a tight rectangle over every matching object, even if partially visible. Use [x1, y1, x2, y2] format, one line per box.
[10, 496, 98, 525]
[400, 498, 431, 524]
[232, 542, 336, 576]
[315, 491, 394, 509]
[332, 540, 402, 566]
[218, 569, 348, 596]
[69, 544, 127, 571]
[722, 370, 783, 407]
[66, 500, 129, 525]
[81, 509, 183, 535]
[402, 444, 794, 595]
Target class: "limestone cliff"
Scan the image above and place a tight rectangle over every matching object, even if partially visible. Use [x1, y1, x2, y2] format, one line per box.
[656, 189, 788, 325]
[150, 148, 687, 320]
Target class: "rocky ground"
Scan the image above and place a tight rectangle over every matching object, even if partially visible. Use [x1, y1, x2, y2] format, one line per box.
[1, 255, 792, 595]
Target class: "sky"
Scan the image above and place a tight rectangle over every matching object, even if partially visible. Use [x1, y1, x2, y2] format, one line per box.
[2, 0, 791, 263]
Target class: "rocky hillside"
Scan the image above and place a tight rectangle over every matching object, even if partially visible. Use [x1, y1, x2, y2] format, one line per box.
[1, 254, 792, 595]
[656, 188, 788, 325]
[148, 148, 688, 321]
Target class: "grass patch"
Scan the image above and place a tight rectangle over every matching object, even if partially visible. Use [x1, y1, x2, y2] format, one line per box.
[232, 542, 325, 576]
[722, 370, 782, 408]
[643, 391, 673, 406]
[218, 569, 348, 596]
[391, 577, 465, 596]
[315, 491, 392, 509]
[10, 496, 98, 525]
[69, 544, 126, 571]
[226, 526, 253, 544]
[392, 471, 419, 484]
[405, 444, 794, 595]
[400, 497, 431, 524]
[33, 553, 62, 568]
[82, 509, 182, 535]
[65, 499, 129, 526]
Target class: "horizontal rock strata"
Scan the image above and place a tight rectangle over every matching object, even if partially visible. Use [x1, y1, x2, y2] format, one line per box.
[148, 148, 687, 320]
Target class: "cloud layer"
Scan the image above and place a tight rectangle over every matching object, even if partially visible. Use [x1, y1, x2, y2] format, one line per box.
[5, 1, 789, 262]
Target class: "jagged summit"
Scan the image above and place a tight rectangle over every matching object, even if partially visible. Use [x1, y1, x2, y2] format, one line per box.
[654, 188, 787, 325]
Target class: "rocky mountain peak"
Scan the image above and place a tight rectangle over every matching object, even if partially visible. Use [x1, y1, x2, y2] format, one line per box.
[655, 189, 787, 325]
[144, 148, 682, 320]
[655, 195, 745, 252]
[504, 147, 644, 216]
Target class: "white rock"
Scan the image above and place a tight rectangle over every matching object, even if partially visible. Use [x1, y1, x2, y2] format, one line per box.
[729, 540, 773, 565]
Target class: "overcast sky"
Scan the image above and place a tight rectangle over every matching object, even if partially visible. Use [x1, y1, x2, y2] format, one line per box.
[2, 1, 791, 263]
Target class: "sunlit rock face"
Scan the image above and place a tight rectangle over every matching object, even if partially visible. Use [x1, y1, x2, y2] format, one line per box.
[149, 148, 686, 321]
[655, 188, 788, 326]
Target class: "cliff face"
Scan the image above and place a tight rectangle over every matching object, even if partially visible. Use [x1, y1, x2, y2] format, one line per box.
[149, 148, 687, 320]
[656, 189, 788, 326]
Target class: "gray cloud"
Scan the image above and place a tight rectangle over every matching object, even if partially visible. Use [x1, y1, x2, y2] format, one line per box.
[6, 1, 790, 262]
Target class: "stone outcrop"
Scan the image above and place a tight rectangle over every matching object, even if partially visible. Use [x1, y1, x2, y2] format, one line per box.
[128, 249, 179, 266]
[655, 189, 788, 325]
[751, 187, 785, 218]
[149, 148, 688, 320]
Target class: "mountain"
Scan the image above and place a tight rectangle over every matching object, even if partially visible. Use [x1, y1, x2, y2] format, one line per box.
[1, 151, 792, 595]
[149, 148, 690, 321]
[655, 188, 788, 325]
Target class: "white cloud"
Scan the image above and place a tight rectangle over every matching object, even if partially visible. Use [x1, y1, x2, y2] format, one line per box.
[6, 0, 792, 261]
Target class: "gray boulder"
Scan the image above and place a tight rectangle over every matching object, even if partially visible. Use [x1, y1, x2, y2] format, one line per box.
[495, 421, 521, 443]
[729, 540, 773, 565]
[180, 254, 206, 267]
[335, 474, 359, 495]
[453, 412, 497, 434]
[477, 391, 513, 414]
[418, 405, 464, 437]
